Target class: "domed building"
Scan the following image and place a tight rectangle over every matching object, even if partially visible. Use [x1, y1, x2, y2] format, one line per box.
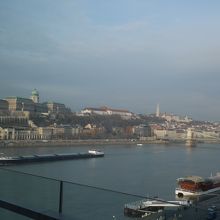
[31, 89, 39, 103]
[4, 89, 69, 115]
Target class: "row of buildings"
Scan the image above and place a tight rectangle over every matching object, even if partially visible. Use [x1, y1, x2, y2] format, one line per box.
[152, 104, 220, 141]
[151, 122, 220, 141]
[0, 124, 152, 141]
[1, 121, 219, 142]
[0, 90, 140, 141]
[0, 89, 73, 141]
[1, 90, 220, 142]
[0, 126, 80, 140]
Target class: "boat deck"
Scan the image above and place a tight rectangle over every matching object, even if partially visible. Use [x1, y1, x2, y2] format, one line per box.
[0, 151, 104, 165]
[124, 199, 189, 218]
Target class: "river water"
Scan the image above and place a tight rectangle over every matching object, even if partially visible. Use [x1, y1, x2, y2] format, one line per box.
[0, 143, 219, 219]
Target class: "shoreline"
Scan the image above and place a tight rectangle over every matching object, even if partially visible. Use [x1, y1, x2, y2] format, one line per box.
[0, 138, 220, 148]
[0, 139, 169, 148]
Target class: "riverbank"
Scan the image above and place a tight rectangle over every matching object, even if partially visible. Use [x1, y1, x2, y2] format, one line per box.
[0, 139, 169, 147]
[1, 138, 220, 148]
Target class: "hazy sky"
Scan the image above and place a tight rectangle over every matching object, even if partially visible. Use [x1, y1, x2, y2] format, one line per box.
[0, 0, 220, 121]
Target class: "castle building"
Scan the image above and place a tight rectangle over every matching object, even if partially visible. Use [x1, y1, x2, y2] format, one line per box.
[5, 97, 35, 112]
[2, 90, 70, 115]
[45, 102, 70, 114]
[4, 90, 45, 113]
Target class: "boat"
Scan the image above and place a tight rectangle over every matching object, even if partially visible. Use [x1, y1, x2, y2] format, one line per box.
[0, 152, 104, 165]
[137, 143, 143, 146]
[124, 199, 189, 218]
[176, 173, 220, 198]
[88, 150, 104, 156]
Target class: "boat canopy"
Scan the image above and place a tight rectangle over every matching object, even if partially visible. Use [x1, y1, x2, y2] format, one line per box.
[177, 176, 205, 183]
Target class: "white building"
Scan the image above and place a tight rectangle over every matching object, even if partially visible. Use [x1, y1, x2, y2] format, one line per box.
[161, 113, 192, 123]
[81, 106, 134, 119]
[153, 128, 186, 140]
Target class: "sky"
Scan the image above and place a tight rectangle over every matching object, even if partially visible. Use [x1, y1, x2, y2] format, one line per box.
[0, 0, 220, 121]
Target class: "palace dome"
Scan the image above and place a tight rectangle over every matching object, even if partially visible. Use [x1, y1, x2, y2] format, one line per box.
[32, 89, 39, 96]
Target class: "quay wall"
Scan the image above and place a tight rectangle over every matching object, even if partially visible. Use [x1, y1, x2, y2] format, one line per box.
[0, 139, 168, 147]
[1, 138, 220, 148]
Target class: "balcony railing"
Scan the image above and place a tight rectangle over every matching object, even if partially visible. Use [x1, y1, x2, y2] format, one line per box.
[0, 168, 144, 220]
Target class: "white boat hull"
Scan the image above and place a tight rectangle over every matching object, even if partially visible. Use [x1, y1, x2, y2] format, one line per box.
[175, 187, 220, 197]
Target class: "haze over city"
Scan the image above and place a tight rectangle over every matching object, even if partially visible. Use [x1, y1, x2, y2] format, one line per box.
[1, 0, 220, 121]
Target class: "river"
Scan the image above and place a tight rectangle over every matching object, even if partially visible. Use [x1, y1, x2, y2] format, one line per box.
[0, 143, 219, 219]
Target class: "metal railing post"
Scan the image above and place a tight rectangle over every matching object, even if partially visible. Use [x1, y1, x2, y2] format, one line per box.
[59, 181, 63, 214]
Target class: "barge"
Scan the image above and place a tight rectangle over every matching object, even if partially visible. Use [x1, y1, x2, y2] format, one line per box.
[0, 150, 104, 165]
[176, 173, 220, 198]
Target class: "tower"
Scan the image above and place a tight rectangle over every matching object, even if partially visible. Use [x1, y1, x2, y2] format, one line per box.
[156, 104, 160, 117]
[31, 89, 39, 103]
[186, 128, 196, 147]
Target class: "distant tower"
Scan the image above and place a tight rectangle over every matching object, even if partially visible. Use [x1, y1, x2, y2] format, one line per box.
[31, 89, 39, 103]
[186, 128, 194, 140]
[156, 104, 160, 117]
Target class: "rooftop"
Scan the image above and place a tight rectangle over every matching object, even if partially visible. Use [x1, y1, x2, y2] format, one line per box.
[5, 97, 33, 102]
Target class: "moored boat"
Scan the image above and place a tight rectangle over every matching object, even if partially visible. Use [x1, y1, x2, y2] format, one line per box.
[124, 199, 189, 218]
[176, 173, 220, 198]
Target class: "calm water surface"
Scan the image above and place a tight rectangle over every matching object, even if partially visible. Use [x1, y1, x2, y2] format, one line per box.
[0, 143, 219, 219]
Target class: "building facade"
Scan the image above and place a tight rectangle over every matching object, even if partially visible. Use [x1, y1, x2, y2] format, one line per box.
[5, 97, 35, 112]
[45, 102, 70, 114]
[0, 99, 9, 111]
[0, 116, 28, 127]
[37, 127, 53, 140]
[0, 127, 53, 140]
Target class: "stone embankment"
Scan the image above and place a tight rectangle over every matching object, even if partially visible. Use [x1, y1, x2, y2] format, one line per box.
[1, 138, 220, 148]
[0, 139, 168, 147]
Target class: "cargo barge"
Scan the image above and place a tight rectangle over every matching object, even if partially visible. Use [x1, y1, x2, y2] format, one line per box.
[0, 150, 104, 165]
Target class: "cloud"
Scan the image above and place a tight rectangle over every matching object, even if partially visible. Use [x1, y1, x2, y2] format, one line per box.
[1, 0, 220, 120]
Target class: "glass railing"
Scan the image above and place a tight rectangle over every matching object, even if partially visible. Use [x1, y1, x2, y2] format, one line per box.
[62, 182, 142, 220]
[0, 208, 32, 220]
[0, 169, 59, 212]
[0, 168, 211, 220]
[0, 168, 142, 220]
